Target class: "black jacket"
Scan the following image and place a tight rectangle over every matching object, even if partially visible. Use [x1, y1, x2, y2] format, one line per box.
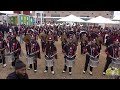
[7, 71, 29, 79]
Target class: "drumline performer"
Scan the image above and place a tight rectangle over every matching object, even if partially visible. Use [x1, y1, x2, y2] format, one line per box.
[60, 31, 67, 53]
[6, 32, 12, 51]
[9, 33, 21, 68]
[39, 30, 47, 52]
[103, 39, 120, 75]
[83, 39, 100, 75]
[80, 34, 88, 54]
[27, 35, 41, 72]
[62, 37, 77, 75]
[0, 32, 8, 67]
[44, 37, 57, 75]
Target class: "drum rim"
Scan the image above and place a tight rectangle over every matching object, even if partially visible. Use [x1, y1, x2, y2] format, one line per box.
[112, 60, 120, 64]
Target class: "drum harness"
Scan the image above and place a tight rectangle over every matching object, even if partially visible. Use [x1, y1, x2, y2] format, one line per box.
[87, 46, 99, 59]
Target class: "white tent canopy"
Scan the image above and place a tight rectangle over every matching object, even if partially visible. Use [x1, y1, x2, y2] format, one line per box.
[113, 16, 120, 20]
[86, 16, 117, 24]
[57, 14, 86, 23]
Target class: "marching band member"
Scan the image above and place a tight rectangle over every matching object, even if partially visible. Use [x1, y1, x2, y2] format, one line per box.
[28, 35, 41, 72]
[39, 30, 47, 52]
[9, 33, 21, 68]
[103, 39, 120, 75]
[60, 31, 67, 53]
[80, 34, 88, 54]
[44, 37, 57, 75]
[18, 26, 24, 44]
[62, 37, 77, 75]
[6, 32, 12, 51]
[83, 39, 100, 75]
[0, 32, 8, 67]
[96, 33, 103, 53]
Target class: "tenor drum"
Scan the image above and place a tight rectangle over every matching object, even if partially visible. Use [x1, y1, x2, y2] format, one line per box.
[5, 54, 14, 62]
[26, 56, 35, 65]
[89, 57, 99, 67]
[45, 59, 54, 67]
[66, 56, 75, 67]
[110, 59, 120, 69]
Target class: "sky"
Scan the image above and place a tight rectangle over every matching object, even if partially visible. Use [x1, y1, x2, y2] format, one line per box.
[0, 11, 120, 17]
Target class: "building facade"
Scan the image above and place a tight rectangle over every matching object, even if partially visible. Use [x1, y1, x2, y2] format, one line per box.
[14, 11, 30, 15]
[32, 11, 114, 23]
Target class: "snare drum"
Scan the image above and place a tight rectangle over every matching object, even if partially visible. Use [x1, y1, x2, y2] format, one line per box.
[5, 54, 14, 62]
[66, 56, 75, 67]
[26, 56, 35, 65]
[45, 59, 54, 67]
[110, 59, 120, 69]
[89, 57, 99, 67]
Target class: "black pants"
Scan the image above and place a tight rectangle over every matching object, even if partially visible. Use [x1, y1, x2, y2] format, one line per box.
[103, 57, 112, 72]
[84, 55, 93, 72]
[41, 41, 46, 52]
[12, 55, 19, 67]
[45, 66, 54, 71]
[12, 58, 17, 67]
[63, 58, 72, 72]
[63, 65, 72, 72]
[29, 60, 37, 70]
[0, 57, 6, 64]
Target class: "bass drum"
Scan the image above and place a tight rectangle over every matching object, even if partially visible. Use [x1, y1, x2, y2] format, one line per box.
[89, 57, 99, 67]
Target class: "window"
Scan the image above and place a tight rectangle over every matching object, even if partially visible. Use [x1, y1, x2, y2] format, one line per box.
[36, 13, 40, 16]
[21, 16, 23, 20]
[44, 14, 46, 17]
[31, 18, 32, 22]
[62, 12, 64, 13]
[48, 11, 49, 13]
[27, 17, 28, 20]
[69, 12, 71, 13]
[92, 13, 93, 15]
[51, 14, 60, 17]
[107, 14, 109, 15]
[55, 11, 57, 13]
[27, 22, 28, 25]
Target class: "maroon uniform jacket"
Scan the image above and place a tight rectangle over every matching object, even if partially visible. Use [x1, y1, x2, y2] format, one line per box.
[84, 44, 99, 57]
[30, 40, 41, 59]
[10, 39, 21, 57]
